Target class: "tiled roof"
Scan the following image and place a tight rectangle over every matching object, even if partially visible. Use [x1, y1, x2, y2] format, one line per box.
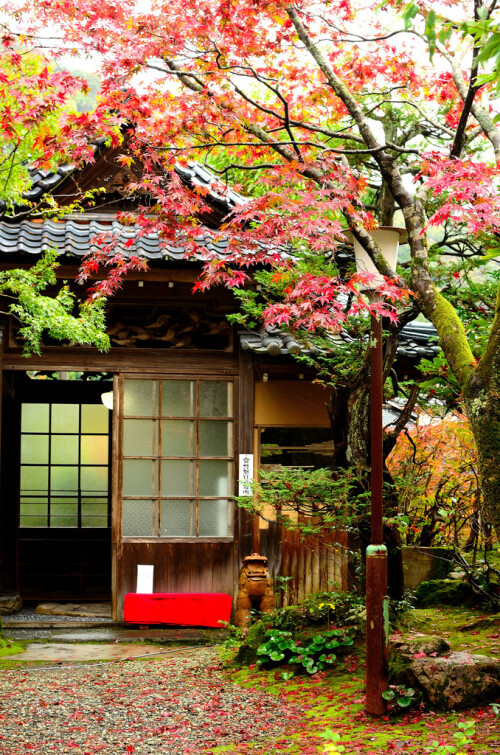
[0, 217, 230, 260]
[5, 159, 245, 211]
[239, 321, 439, 360]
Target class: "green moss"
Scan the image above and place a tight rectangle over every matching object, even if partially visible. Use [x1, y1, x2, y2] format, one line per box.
[0, 638, 25, 658]
[235, 619, 268, 665]
[415, 579, 480, 608]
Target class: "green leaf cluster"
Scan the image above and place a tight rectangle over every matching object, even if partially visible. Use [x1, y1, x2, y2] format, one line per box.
[256, 628, 354, 675]
[0, 248, 110, 355]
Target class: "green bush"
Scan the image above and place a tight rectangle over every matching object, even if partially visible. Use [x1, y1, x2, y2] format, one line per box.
[415, 579, 479, 608]
[268, 591, 364, 631]
[256, 628, 354, 675]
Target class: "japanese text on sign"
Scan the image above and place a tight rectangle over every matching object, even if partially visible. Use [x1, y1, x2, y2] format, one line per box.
[238, 453, 254, 496]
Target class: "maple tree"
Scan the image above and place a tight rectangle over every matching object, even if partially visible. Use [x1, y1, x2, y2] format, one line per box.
[5, 0, 500, 538]
[0, 36, 145, 352]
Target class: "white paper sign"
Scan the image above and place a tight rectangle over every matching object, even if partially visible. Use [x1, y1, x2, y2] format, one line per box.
[136, 564, 154, 594]
[238, 453, 254, 496]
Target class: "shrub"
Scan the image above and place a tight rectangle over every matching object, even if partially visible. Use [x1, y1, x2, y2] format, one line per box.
[256, 628, 354, 675]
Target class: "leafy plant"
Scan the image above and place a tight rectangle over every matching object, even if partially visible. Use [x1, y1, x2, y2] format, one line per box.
[427, 719, 476, 754]
[256, 628, 354, 675]
[382, 684, 420, 711]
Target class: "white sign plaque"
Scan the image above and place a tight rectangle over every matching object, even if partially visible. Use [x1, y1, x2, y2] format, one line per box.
[136, 564, 154, 594]
[238, 453, 254, 497]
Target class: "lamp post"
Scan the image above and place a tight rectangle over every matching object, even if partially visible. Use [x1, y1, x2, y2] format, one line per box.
[351, 227, 406, 716]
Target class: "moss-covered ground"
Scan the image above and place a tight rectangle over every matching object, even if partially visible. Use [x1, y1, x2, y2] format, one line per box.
[211, 608, 500, 755]
[0, 636, 25, 658]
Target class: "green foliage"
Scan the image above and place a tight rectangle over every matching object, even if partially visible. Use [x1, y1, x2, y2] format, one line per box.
[0, 249, 109, 355]
[256, 628, 354, 675]
[382, 684, 420, 712]
[236, 465, 369, 536]
[415, 579, 480, 609]
[266, 591, 364, 632]
[428, 719, 476, 755]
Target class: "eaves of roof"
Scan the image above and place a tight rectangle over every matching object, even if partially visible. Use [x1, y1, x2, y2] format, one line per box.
[240, 321, 439, 361]
[0, 217, 230, 261]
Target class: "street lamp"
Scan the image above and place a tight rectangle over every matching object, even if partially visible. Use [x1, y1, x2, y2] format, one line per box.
[350, 226, 406, 716]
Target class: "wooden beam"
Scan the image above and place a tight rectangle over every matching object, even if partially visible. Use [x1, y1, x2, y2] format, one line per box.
[238, 347, 255, 557]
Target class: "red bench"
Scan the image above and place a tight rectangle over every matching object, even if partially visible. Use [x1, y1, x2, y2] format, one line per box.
[123, 592, 232, 628]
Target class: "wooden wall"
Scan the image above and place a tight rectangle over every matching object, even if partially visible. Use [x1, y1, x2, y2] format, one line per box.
[116, 541, 236, 618]
[261, 524, 351, 605]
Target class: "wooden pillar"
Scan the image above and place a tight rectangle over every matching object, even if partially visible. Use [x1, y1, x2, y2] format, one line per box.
[238, 348, 255, 556]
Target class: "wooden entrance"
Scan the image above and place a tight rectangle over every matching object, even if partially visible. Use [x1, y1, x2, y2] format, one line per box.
[12, 376, 112, 601]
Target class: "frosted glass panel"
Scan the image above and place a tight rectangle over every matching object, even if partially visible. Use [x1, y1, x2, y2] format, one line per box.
[200, 381, 230, 417]
[21, 434, 49, 464]
[162, 420, 195, 456]
[199, 460, 231, 496]
[51, 503, 78, 527]
[160, 499, 194, 536]
[21, 404, 49, 433]
[123, 499, 155, 536]
[199, 421, 231, 457]
[81, 404, 108, 433]
[123, 419, 157, 456]
[161, 380, 194, 417]
[21, 466, 48, 492]
[20, 513, 48, 527]
[123, 379, 158, 417]
[52, 404, 79, 433]
[81, 467, 108, 493]
[51, 436, 79, 464]
[199, 499, 230, 536]
[81, 436, 108, 464]
[161, 459, 194, 496]
[123, 459, 157, 496]
[51, 466, 78, 492]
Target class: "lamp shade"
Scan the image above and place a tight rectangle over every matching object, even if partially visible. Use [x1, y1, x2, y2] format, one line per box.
[349, 226, 407, 288]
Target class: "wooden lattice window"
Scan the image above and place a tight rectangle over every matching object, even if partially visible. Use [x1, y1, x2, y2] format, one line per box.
[120, 378, 234, 539]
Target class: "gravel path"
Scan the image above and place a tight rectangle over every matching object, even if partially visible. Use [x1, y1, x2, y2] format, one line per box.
[0, 648, 304, 754]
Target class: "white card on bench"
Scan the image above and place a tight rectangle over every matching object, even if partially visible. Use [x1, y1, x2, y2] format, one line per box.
[137, 564, 154, 594]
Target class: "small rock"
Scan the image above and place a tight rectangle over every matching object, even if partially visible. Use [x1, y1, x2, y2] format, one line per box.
[0, 594, 22, 615]
[448, 571, 466, 579]
[390, 633, 450, 657]
[406, 651, 500, 709]
[35, 602, 112, 618]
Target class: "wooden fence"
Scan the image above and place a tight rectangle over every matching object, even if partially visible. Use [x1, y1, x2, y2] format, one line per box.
[260, 522, 353, 606]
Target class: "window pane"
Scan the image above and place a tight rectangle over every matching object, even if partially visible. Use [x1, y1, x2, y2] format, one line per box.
[123, 499, 155, 536]
[81, 435, 108, 464]
[161, 420, 195, 456]
[199, 420, 231, 457]
[21, 434, 49, 464]
[199, 460, 232, 496]
[161, 380, 194, 417]
[81, 466, 108, 493]
[123, 419, 157, 456]
[21, 404, 49, 433]
[51, 466, 78, 492]
[160, 499, 194, 536]
[199, 381, 230, 417]
[20, 514, 48, 527]
[20, 502, 48, 517]
[123, 459, 157, 496]
[81, 404, 109, 433]
[199, 499, 230, 537]
[81, 502, 108, 527]
[50, 503, 78, 527]
[160, 459, 195, 496]
[123, 379, 158, 417]
[20, 466, 48, 492]
[52, 404, 79, 433]
[51, 435, 79, 464]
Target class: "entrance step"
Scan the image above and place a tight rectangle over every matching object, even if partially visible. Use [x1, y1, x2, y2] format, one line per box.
[4, 625, 228, 645]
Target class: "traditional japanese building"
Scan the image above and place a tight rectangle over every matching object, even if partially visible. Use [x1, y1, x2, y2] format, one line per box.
[0, 148, 439, 619]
